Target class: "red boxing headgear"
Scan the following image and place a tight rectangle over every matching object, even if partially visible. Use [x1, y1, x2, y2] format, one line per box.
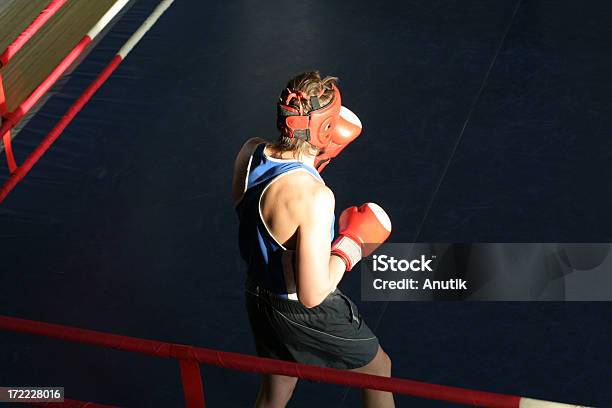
[277, 85, 342, 151]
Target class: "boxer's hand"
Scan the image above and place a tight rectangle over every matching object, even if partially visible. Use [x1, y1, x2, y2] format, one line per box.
[331, 203, 391, 271]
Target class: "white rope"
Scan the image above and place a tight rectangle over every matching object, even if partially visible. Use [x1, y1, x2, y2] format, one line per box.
[118, 0, 175, 58]
[87, 0, 131, 39]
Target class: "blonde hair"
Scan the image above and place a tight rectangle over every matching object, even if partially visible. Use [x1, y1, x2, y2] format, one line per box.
[273, 71, 338, 159]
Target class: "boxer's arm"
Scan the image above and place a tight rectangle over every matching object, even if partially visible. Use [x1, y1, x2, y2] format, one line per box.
[296, 185, 346, 308]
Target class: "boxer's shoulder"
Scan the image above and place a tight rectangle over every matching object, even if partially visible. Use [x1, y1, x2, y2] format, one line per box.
[235, 137, 266, 165]
[278, 173, 334, 221]
[232, 137, 267, 203]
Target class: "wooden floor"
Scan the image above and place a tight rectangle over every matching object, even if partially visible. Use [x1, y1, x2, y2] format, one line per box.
[0, 0, 118, 112]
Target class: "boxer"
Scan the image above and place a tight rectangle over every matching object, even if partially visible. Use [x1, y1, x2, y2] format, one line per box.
[233, 71, 394, 408]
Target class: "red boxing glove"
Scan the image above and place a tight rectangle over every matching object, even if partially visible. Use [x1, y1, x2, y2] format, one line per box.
[331, 203, 392, 271]
[315, 106, 362, 172]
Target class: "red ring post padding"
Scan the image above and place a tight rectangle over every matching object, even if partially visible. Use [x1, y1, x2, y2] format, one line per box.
[0, 315, 523, 408]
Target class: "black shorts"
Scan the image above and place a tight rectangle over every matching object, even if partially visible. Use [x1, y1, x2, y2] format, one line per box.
[245, 278, 380, 370]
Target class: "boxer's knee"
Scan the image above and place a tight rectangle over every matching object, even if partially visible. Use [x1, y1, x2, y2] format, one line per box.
[352, 347, 392, 378]
[377, 348, 392, 377]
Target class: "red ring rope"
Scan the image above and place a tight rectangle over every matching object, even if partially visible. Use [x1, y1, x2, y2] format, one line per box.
[0, 0, 67, 68]
[0, 314, 581, 408]
[0, 0, 171, 203]
[0, 0, 65, 173]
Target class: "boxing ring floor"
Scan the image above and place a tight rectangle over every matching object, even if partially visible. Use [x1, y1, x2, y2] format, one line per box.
[1, 0, 611, 406]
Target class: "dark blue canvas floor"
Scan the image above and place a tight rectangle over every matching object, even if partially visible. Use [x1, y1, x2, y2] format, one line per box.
[1, 0, 611, 406]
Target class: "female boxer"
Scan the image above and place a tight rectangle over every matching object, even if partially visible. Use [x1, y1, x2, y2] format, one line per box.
[233, 71, 394, 408]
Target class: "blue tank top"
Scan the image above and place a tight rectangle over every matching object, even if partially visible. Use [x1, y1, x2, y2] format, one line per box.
[236, 144, 334, 296]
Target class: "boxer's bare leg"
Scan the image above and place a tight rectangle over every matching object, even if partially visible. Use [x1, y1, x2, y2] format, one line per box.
[351, 346, 395, 408]
[254, 374, 298, 408]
